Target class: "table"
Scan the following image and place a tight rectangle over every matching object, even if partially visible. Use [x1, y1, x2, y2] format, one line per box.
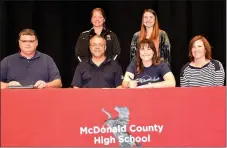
[1, 87, 226, 147]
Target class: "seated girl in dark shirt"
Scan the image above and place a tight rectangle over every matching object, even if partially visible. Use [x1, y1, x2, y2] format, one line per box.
[122, 39, 175, 88]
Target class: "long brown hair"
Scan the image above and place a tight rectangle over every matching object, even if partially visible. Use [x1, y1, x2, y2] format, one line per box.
[188, 35, 212, 62]
[136, 39, 160, 74]
[139, 9, 160, 41]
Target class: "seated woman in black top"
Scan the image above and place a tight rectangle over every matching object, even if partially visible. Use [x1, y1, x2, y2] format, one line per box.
[122, 39, 175, 88]
[75, 8, 121, 62]
[180, 35, 225, 87]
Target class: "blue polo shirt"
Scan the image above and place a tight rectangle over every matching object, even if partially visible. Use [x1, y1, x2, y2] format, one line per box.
[71, 58, 123, 88]
[127, 60, 171, 86]
[0, 51, 61, 85]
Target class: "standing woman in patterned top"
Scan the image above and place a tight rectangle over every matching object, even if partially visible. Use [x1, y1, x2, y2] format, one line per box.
[180, 35, 225, 87]
[130, 9, 171, 67]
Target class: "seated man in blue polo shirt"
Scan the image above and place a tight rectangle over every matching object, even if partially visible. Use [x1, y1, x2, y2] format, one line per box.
[71, 35, 123, 88]
[0, 28, 62, 89]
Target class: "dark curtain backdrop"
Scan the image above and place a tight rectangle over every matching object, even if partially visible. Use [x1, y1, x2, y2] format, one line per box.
[1, 0, 226, 87]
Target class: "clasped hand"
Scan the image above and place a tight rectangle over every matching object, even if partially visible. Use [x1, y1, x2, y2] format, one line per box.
[34, 80, 48, 89]
[8, 80, 48, 89]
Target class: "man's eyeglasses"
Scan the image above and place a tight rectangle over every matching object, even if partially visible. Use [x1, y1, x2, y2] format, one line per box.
[19, 40, 37, 43]
[90, 44, 105, 48]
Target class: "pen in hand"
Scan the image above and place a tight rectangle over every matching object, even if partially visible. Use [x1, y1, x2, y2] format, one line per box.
[128, 76, 138, 88]
[128, 76, 133, 80]
[129, 76, 139, 82]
